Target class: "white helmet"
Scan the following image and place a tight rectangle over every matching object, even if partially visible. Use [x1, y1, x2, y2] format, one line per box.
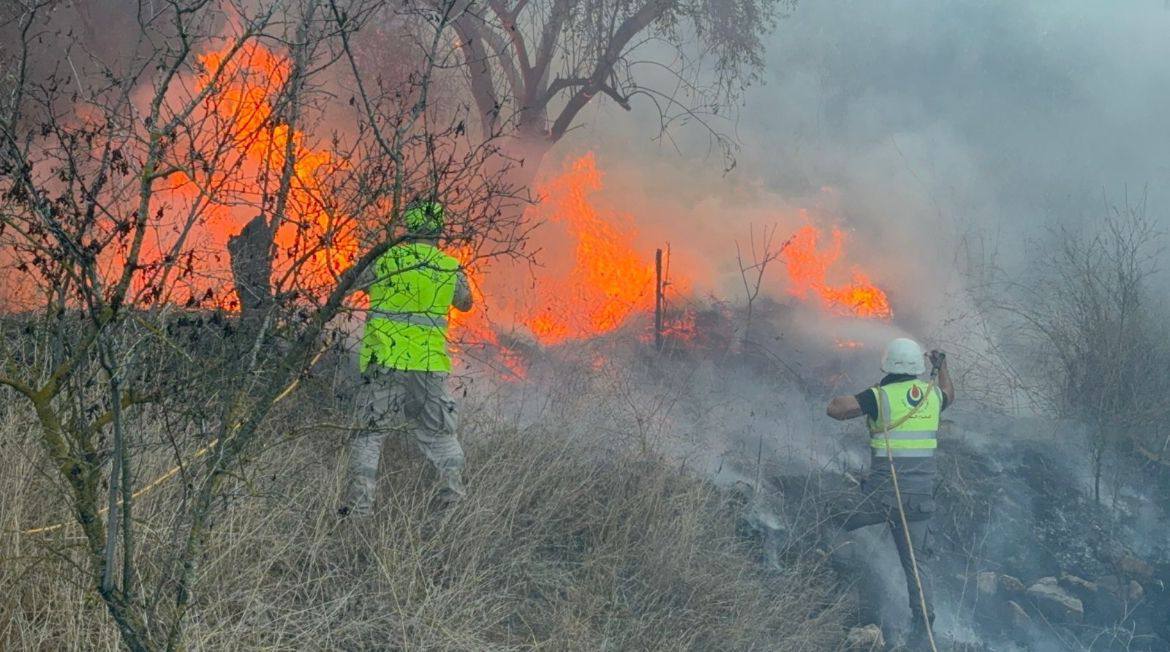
[881, 337, 925, 375]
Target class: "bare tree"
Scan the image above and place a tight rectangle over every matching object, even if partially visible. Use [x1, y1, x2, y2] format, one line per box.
[0, 1, 526, 648]
[993, 191, 1169, 503]
[449, 0, 791, 184]
[735, 223, 785, 347]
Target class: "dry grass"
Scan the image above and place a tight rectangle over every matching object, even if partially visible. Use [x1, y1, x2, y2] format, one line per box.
[0, 384, 847, 651]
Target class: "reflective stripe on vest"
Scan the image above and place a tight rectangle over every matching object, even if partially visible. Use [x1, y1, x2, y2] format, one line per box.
[867, 380, 941, 458]
[360, 242, 459, 373]
[367, 308, 449, 329]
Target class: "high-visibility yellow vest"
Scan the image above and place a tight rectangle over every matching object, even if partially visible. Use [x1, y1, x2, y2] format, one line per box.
[360, 242, 459, 373]
[866, 379, 942, 458]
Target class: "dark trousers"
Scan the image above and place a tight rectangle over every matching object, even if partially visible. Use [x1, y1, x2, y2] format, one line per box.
[837, 484, 935, 624]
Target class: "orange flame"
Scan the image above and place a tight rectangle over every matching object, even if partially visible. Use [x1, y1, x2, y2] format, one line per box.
[446, 246, 531, 379]
[159, 43, 355, 307]
[522, 153, 663, 344]
[449, 153, 692, 373]
[781, 225, 892, 319]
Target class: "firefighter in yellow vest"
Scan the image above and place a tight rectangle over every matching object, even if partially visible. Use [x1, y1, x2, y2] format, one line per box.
[341, 200, 473, 515]
[826, 338, 954, 643]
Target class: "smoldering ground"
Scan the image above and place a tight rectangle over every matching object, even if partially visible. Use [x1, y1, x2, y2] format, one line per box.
[450, 290, 1170, 649]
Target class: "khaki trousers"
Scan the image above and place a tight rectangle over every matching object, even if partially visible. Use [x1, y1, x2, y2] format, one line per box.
[343, 367, 464, 515]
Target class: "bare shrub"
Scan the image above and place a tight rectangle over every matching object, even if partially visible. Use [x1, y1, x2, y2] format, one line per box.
[1, 1, 526, 647]
[992, 191, 1170, 501]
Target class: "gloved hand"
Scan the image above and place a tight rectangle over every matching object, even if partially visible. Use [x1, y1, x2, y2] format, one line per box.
[928, 349, 946, 370]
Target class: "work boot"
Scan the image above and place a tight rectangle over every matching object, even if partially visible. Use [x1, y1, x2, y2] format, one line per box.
[437, 468, 467, 504]
[905, 611, 936, 651]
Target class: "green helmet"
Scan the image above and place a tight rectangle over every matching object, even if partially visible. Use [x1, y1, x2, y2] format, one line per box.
[404, 200, 444, 236]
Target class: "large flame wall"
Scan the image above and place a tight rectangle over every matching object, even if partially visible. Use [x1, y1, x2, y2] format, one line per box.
[451, 152, 891, 368]
[452, 153, 672, 351]
[4, 39, 892, 355]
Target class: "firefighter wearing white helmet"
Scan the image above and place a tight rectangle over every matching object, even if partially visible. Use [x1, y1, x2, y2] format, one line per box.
[826, 338, 955, 646]
[882, 337, 927, 375]
[340, 199, 474, 515]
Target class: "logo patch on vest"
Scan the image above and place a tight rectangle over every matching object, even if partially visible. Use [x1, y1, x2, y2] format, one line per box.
[906, 384, 924, 407]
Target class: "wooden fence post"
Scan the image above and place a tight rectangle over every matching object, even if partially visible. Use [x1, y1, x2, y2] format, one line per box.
[655, 248, 664, 351]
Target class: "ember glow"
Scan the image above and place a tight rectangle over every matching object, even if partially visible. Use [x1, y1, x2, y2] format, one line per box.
[781, 225, 892, 319]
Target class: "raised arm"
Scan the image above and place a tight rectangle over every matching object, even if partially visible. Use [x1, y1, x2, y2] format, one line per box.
[930, 350, 955, 406]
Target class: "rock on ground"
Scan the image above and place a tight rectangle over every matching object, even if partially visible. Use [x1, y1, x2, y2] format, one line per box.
[1059, 572, 1098, 597]
[999, 574, 1026, 595]
[845, 624, 884, 650]
[977, 571, 997, 596]
[1008, 600, 1031, 629]
[1027, 576, 1084, 623]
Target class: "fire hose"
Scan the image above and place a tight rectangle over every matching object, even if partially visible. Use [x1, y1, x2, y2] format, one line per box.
[875, 353, 943, 652]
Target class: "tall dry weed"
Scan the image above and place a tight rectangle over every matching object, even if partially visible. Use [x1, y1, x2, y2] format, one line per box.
[2, 385, 846, 650]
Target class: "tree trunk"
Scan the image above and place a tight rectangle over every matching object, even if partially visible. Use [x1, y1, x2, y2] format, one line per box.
[226, 215, 274, 331]
[499, 126, 555, 202]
